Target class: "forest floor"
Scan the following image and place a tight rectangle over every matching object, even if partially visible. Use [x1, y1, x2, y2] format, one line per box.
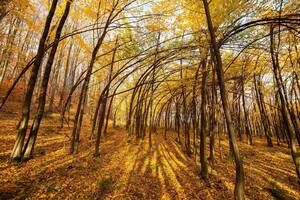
[0, 91, 299, 199]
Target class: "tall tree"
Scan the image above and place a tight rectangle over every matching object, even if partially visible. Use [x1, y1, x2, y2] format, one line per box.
[10, 0, 59, 161]
[22, 0, 73, 160]
[201, 0, 245, 199]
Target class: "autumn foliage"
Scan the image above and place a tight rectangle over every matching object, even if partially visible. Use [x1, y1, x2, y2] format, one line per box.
[0, 0, 299, 199]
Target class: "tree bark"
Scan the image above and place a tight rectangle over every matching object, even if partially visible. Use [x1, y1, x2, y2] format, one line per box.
[209, 64, 216, 167]
[22, 0, 72, 160]
[10, 0, 59, 162]
[200, 58, 208, 180]
[201, 0, 245, 198]
[270, 25, 300, 181]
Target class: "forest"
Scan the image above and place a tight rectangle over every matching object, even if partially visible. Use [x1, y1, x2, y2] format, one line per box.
[0, 0, 299, 199]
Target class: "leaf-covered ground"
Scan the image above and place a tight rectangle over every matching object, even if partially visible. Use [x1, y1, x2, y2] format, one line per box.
[0, 99, 299, 199]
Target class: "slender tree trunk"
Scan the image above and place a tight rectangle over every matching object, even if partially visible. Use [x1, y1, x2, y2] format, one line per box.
[192, 64, 200, 157]
[10, 0, 59, 161]
[48, 49, 64, 112]
[103, 38, 118, 137]
[71, 13, 111, 154]
[175, 99, 181, 144]
[254, 73, 273, 147]
[201, 0, 245, 198]
[209, 65, 216, 167]
[22, 0, 72, 160]
[1, 18, 20, 86]
[270, 25, 300, 181]
[241, 63, 252, 145]
[58, 41, 73, 111]
[200, 58, 208, 180]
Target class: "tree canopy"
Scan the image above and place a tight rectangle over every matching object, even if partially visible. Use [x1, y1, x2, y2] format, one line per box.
[0, 0, 299, 199]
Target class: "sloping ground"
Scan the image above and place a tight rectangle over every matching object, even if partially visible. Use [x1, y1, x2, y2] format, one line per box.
[0, 97, 299, 199]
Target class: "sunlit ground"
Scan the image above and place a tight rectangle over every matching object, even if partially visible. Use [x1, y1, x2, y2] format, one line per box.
[0, 110, 299, 199]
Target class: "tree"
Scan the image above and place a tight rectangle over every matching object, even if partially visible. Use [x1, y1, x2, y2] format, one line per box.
[22, 0, 73, 160]
[201, 0, 245, 199]
[10, 0, 59, 162]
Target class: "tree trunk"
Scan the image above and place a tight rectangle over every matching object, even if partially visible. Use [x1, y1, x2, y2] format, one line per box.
[254, 73, 273, 147]
[209, 65, 216, 167]
[201, 0, 245, 198]
[22, 0, 72, 160]
[48, 49, 64, 112]
[241, 63, 252, 145]
[58, 41, 73, 111]
[10, 0, 59, 162]
[200, 58, 208, 180]
[71, 13, 111, 154]
[270, 25, 300, 181]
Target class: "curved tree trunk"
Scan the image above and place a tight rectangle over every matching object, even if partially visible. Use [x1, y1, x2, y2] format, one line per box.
[22, 0, 73, 160]
[10, 0, 59, 162]
[270, 25, 300, 181]
[201, 0, 245, 198]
